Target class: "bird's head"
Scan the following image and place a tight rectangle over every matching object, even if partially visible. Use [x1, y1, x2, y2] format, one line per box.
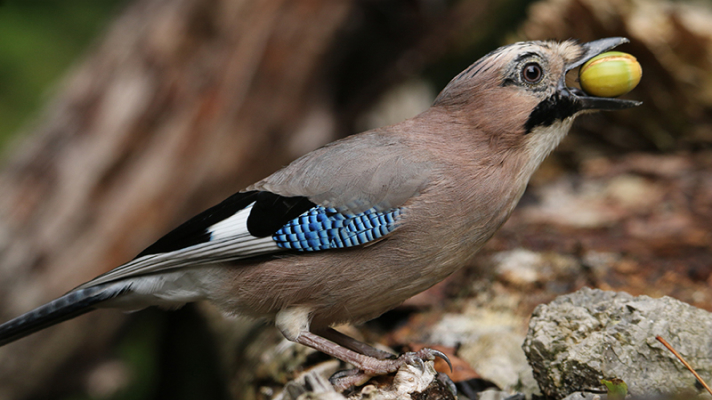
[432, 37, 641, 163]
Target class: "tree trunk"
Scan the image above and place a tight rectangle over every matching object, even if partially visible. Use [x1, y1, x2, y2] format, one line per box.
[0, 0, 510, 398]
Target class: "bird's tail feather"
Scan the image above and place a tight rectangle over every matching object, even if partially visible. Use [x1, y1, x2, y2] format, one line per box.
[0, 284, 130, 347]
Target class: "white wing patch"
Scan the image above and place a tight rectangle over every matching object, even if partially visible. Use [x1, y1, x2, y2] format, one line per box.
[208, 201, 255, 240]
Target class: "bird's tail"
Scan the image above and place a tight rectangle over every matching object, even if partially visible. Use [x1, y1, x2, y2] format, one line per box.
[0, 284, 130, 347]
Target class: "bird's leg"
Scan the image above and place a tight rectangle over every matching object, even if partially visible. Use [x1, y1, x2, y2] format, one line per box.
[276, 307, 451, 390]
[316, 327, 396, 360]
[295, 331, 451, 381]
[297, 331, 399, 374]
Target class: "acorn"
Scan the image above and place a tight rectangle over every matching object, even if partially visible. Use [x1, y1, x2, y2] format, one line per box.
[579, 51, 642, 98]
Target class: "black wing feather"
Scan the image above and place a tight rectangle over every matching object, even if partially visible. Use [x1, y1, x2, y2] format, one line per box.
[247, 191, 315, 237]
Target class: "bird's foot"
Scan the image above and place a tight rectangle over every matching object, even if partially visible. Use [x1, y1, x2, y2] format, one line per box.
[329, 348, 452, 391]
[329, 369, 373, 391]
[397, 348, 453, 372]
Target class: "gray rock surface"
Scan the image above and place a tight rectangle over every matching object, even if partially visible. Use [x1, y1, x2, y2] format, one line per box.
[523, 288, 712, 399]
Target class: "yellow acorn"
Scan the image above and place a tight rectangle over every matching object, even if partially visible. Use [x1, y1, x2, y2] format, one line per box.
[579, 51, 642, 98]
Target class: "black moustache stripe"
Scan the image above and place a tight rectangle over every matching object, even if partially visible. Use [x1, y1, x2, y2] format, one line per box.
[524, 92, 580, 134]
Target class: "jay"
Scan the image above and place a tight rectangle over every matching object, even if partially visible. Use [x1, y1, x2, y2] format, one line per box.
[0, 37, 640, 387]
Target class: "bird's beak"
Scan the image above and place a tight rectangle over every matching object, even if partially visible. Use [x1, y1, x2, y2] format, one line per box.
[560, 37, 642, 111]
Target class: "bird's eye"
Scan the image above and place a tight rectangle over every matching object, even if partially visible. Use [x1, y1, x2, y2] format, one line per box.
[522, 62, 543, 84]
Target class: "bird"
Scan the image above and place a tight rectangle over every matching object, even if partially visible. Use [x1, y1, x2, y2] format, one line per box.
[0, 37, 640, 388]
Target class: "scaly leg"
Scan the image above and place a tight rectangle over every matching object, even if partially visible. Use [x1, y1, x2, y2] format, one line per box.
[317, 327, 396, 360]
[296, 331, 450, 389]
[276, 307, 451, 390]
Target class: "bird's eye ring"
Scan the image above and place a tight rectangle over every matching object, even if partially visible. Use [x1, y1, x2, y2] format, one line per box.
[522, 62, 543, 84]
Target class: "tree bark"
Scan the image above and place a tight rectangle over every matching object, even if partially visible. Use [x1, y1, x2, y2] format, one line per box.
[0, 0, 355, 398]
[0, 0, 512, 398]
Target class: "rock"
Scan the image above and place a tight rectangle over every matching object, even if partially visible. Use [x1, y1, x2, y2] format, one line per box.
[602, 174, 662, 211]
[492, 248, 580, 288]
[425, 306, 538, 396]
[457, 331, 532, 393]
[521, 178, 620, 228]
[493, 249, 544, 287]
[523, 288, 712, 399]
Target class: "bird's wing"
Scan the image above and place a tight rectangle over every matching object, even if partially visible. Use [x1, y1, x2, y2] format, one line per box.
[76, 131, 432, 289]
[248, 131, 433, 214]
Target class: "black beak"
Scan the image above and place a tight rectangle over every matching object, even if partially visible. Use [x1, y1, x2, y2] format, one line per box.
[560, 37, 642, 111]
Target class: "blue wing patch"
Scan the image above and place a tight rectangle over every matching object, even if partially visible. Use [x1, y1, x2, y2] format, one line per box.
[272, 206, 401, 251]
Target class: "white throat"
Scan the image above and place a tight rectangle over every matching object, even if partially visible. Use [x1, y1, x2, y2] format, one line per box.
[521, 117, 575, 178]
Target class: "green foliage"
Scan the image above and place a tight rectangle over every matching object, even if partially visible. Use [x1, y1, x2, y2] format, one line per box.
[601, 377, 629, 400]
[0, 1, 126, 149]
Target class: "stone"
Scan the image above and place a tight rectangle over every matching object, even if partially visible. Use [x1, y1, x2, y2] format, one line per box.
[523, 288, 712, 399]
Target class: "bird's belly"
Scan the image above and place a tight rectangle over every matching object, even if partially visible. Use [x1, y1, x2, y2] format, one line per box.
[206, 232, 472, 329]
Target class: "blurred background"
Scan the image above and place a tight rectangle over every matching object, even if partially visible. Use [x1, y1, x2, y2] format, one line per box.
[0, 0, 710, 399]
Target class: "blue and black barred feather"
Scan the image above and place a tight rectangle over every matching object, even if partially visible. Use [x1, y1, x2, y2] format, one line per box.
[273, 206, 401, 251]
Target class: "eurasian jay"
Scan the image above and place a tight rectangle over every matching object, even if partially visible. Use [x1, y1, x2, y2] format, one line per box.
[0, 37, 640, 388]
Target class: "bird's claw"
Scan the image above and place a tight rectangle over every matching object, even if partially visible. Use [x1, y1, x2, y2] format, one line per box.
[329, 368, 372, 391]
[411, 348, 453, 372]
[329, 347, 452, 391]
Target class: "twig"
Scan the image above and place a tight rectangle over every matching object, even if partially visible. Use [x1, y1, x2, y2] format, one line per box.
[656, 335, 712, 396]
